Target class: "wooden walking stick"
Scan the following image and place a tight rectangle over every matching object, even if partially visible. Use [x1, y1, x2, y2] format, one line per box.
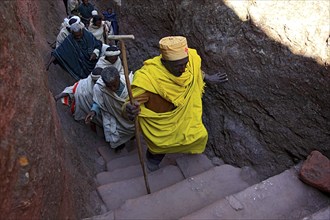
[108, 35, 151, 194]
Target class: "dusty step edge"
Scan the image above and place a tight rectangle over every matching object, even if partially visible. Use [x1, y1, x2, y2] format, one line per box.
[106, 153, 141, 171]
[96, 164, 143, 185]
[113, 164, 250, 219]
[180, 167, 330, 220]
[301, 205, 330, 220]
[176, 154, 214, 178]
[97, 146, 136, 163]
[97, 165, 185, 211]
[82, 210, 114, 220]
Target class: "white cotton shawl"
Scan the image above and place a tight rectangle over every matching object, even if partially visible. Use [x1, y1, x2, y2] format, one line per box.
[56, 27, 70, 48]
[93, 76, 135, 148]
[67, 0, 79, 14]
[60, 75, 102, 126]
[95, 56, 125, 76]
[88, 21, 108, 43]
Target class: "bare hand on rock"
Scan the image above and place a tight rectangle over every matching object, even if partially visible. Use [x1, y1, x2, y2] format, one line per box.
[205, 73, 228, 84]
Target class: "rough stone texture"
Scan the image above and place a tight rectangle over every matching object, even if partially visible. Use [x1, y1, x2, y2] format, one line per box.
[115, 0, 330, 178]
[181, 167, 330, 220]
[97, 165, 143, 185]
[0, 1, 69, 219]
[106, 153, 140, 171]
[114, 165, 250, 219]
[83, 210, 115, 220]
[299, 151, 330, 193]
[302, 206, 330, 220]
[98, 165, 184, 210]
[176, 154, 214, 178]
[1, 0, 107, 219]
[1, 0, 329, 218]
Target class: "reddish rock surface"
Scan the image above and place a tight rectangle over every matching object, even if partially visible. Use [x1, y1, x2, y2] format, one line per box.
[0, 0, 69, 218]
[299, 151, 330, 193]
[1, 0, 105, 219]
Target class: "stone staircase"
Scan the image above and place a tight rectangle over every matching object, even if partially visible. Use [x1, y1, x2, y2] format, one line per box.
[84, 141, 330, 220]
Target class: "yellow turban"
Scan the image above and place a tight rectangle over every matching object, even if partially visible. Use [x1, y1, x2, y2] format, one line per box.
[159, 36, 189, 61]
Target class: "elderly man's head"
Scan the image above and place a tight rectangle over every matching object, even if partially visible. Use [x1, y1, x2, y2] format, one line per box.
[70, 23, 84, 40]
[101, 67, 120, 92]
[105, 45, 121, 64]
[69, 17, 84, 39]
[159, 36, 189, 77]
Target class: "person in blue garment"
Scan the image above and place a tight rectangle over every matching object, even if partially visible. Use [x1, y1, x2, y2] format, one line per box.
[78, 0, 95, 27]
[47, 21, 102, 80]
[102, 7, 119, 35]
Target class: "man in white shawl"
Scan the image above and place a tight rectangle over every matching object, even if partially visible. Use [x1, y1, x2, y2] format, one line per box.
[85, 66, 135, 149]
[67, 0, 80, 15]
[95, 45, 124, 76]
[56, 17, 71, 48]
[88, 15, 113, 44]
[54, 67, 103, 126]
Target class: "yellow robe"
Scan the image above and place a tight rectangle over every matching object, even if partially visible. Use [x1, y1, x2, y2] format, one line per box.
[131, 48, 208, 154]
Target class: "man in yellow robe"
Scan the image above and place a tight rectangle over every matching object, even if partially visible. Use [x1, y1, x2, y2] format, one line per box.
[124, 36, 227, 171]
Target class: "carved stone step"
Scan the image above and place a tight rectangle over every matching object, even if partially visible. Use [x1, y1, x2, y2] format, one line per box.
[96, 164, 143, 185]
[98, 165, 184, 210]
[114, 165, 250, 219]
[176, 154, 214, 178]
[181, 167, 330, 219]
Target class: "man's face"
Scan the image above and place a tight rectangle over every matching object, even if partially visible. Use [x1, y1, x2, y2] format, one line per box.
[95, 20, 102, 27]
[105, 55, 118, 64]
[82, 0, 88, 5]
[105, 77, 120, 92]
[162, 57, 189, 77]
[72, 29, 83, 40]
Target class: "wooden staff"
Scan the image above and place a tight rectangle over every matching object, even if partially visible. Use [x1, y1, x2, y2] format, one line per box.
[108, 35, 151, 194]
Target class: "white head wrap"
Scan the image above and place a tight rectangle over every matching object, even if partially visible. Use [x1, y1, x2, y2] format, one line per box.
[92, 10, 98, 16]
[70, 22, 84, 32]
[91, 73, 101, 81]
[105, 45, 121, 56]
[68, 16, 81, 27]
[105, 50, 121, 56]
[62, 18, 70, 28]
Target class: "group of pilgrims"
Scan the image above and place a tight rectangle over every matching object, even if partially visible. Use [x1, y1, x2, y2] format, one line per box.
[48, 0, 224, 172]
[49, 0, 135, 151]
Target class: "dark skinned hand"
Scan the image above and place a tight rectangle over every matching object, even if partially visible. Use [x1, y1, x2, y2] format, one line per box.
[85, 111, 96, 124]
[204, 73, 228, 84]
[90, 53, 97, 61]
[126, 101, 140, 121]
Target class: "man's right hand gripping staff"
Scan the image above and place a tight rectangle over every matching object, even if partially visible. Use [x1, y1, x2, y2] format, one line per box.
[126, 101, 140, 121]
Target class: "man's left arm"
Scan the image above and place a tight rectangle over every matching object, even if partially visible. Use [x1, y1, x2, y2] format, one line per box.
[85, 102, 100, 124]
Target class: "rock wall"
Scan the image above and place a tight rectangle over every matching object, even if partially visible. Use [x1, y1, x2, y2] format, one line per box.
[117, 0, 329, 178]
[0, 0, 69, 219]
[1, 0, 104, 218]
